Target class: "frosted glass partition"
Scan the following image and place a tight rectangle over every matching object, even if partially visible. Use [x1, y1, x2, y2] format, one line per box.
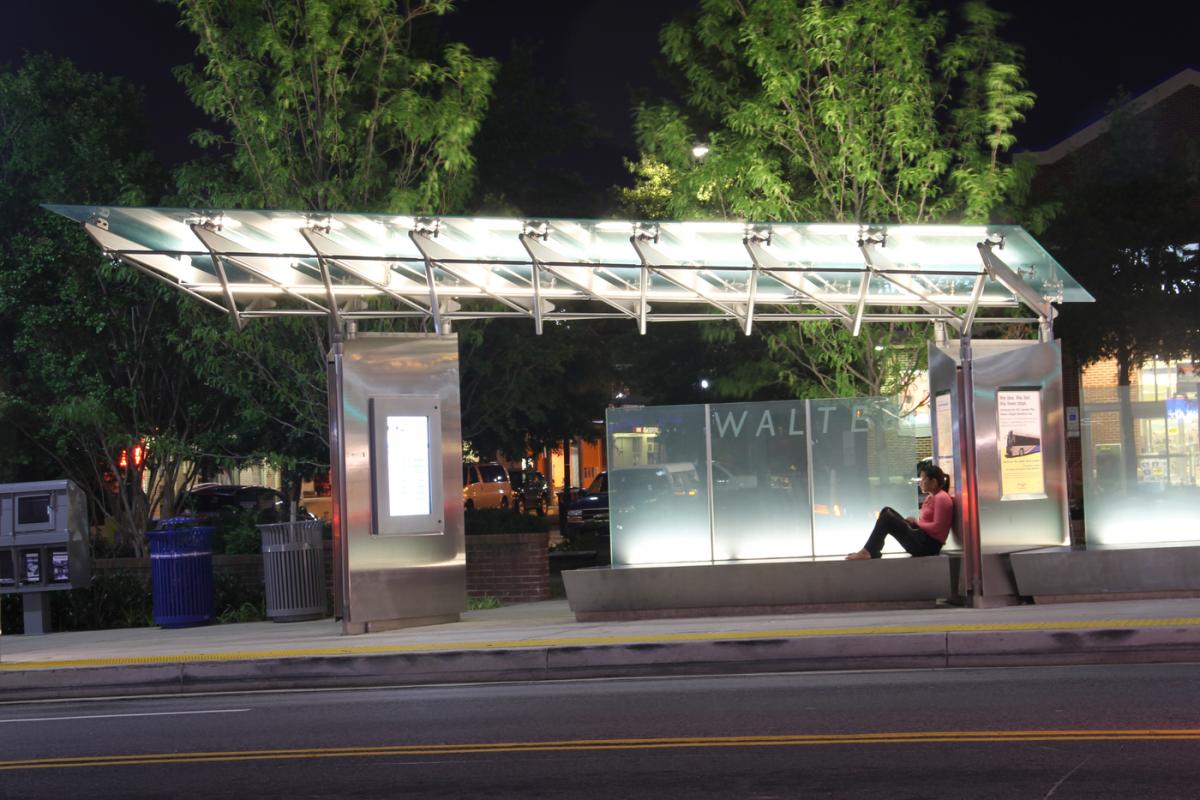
[1082, 384, 1200, 545]
[709, 401, 811, 560]
[606, 397, 919, 566]
[808, 398, 920, 556]
[607, 405, 713, 565]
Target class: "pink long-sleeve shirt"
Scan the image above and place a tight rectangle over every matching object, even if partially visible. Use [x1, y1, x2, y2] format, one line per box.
[915, 490, 954, 543]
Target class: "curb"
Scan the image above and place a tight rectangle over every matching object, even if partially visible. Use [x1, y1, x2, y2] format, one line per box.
[4, 625, 1200, 701]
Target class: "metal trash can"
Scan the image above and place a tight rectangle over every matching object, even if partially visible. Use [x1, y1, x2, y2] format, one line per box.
[146, 518, 215, 628]
[258, 520, 327, 622]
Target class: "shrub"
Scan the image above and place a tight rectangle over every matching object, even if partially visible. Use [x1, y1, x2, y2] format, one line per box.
[214, 570, 265, 622]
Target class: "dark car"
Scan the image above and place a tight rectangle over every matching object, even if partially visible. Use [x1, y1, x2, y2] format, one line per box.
[179, 484, 315, 524]
[566, 472, 609, 531]
[509, 469, 551, 516]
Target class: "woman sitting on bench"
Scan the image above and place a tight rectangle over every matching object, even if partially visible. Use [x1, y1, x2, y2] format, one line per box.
[846, 463, 952, 560]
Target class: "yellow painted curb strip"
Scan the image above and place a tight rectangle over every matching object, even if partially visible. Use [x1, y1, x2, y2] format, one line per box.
[4, 617, 1199, 671]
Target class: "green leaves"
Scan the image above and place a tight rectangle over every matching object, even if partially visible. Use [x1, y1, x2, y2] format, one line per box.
[627, 0, 1034, 227]
[176, 0, 496, 213]
[617, 0, 1040, 400]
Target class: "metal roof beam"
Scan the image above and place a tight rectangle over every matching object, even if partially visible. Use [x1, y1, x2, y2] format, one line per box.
[978, 238, 1054, 328]
[630, 236, 744, 326]
[191, 225, 331, 320]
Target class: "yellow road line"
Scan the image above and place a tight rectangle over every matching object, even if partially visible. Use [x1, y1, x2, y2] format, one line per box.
[3, 730, 1199, 770]
[4, 617, 1199, 671]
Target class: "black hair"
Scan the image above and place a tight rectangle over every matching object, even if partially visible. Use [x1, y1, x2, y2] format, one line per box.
[918, 462, 950, 493]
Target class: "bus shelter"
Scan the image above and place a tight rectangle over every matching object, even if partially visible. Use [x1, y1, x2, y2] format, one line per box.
[48, 205, 1093, 626]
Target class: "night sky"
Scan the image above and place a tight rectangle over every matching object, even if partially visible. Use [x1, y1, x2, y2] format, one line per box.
[3, 0, 1197, 190]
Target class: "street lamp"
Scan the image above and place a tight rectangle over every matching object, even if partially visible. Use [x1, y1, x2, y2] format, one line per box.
[691, 142, 710, 159]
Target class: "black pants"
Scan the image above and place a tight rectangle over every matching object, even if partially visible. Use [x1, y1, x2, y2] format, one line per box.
[860, 507, 944, 558]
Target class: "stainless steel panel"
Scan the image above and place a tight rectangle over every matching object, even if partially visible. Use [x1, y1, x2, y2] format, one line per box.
[969, 341, 1070, 548]
[339, 334, 464, 627]
[928, 345, 963, 540]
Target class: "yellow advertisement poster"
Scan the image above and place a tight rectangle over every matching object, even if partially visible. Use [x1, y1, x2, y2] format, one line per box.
[997, 390, 1046, 500]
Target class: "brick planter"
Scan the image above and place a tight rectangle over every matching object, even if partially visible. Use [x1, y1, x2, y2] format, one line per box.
[466, 531, 550, 603]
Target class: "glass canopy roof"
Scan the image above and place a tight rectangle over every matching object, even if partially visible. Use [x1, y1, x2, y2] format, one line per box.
[46, 205, 1091, 335]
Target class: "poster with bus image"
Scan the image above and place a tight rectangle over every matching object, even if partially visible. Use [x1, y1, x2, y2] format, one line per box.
[997, 389, 1046, 500]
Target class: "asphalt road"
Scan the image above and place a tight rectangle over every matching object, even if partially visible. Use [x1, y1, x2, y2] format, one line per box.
[2, 663, 1198, 798]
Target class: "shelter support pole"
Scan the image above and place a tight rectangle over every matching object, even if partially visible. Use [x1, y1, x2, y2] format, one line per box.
[327, 326, 351, 623]
[957, 336, 984, 607]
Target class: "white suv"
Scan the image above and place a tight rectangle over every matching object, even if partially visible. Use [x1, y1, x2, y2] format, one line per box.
[462, 463, 514, 510]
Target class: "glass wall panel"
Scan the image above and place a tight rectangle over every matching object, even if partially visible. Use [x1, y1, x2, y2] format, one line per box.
[708, 401, 812, 561]
[607, 405, 712, 565]
[1083, 383, 1200, 545]
[808, 398, 919, 557]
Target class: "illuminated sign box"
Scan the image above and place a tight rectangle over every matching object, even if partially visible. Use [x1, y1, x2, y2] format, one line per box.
[369, 397, 444, 536]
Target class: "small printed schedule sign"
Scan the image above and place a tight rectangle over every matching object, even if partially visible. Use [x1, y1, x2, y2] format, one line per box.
[369, 396, 444, 536]
[386, 415, 431, 517]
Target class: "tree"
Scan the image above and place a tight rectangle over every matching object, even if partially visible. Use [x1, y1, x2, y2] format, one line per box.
[457, 319, 616, 459]
[621, 0, 1036, 399]
[0, 56, 252, 554]
[1047, 104, 1200, 382]
[468, 44, 608, 218]
[1039, 100, 1200, 481]
[171, 0, 497, 491]
[176, 0, 496, 212]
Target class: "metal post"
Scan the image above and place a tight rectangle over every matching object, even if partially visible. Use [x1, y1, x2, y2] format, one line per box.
[933, 320, 948, 344]
[704, 404, 716, 564]
[327, 330, 351, 624]
[958, 337, 984, 606]
[805, 401, 817, 559]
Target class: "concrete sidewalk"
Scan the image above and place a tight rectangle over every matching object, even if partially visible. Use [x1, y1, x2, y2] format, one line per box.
[3, 598, 1200, 701]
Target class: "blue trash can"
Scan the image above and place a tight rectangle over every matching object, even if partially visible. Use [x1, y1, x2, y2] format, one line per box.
[147, 517, 215, 628]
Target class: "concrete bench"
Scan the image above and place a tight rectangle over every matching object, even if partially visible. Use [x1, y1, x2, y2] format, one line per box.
[563, 556, 955, 621]
[1010, 544, 1200, 602]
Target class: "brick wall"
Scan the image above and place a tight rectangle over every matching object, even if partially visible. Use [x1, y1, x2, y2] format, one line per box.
[94, 542, 335, 596]
[96, 536, 552, 607]
[466, 532, 549, 603]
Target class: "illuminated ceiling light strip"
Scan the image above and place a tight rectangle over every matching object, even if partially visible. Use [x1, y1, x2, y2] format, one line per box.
[520, 233, 639, 325]
[408, 230, 533, 318]
[302, 228, 430, 315]
[82, 223, 230, 316]
[743, 238, 852, 325]
[191, 225, 331, 317]
[858, 236, 964, 333]
[630, 236, 742, 322]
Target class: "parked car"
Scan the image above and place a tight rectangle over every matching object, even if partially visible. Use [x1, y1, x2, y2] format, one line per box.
[179, 484, 315, 525]
[710, 461, 757, 490]
[566, 472, 609, 531]
[462, 462, 514, 510]
[509, 469, 551, 516]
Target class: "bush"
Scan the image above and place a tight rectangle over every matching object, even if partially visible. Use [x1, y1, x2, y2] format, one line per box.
[464, 508, 550, 535]
[214, 570, 265, 622]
